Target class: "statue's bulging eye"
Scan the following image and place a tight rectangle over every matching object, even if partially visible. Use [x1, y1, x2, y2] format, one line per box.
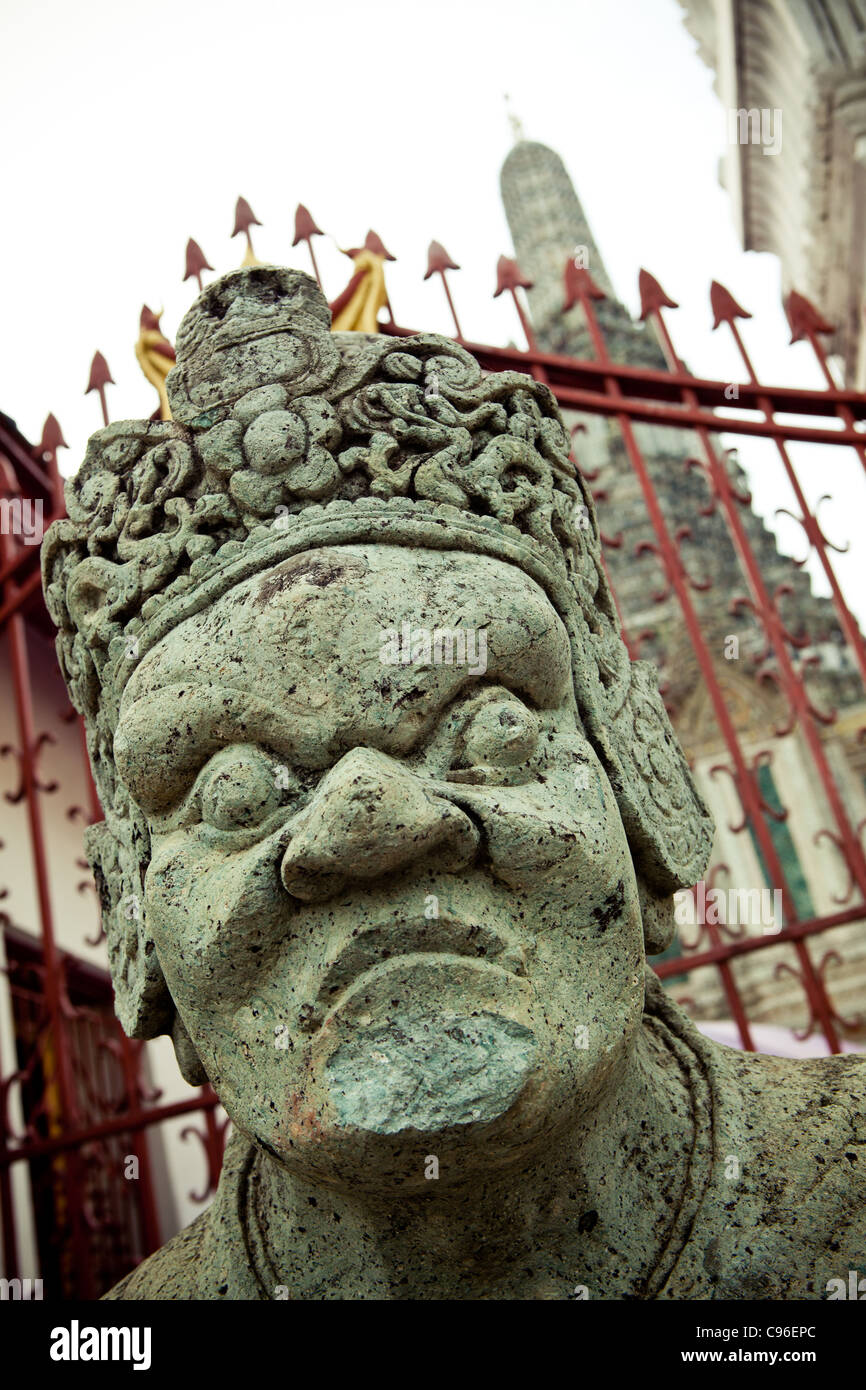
[197, 747, 295, 831]
[458, 699, 540, 771]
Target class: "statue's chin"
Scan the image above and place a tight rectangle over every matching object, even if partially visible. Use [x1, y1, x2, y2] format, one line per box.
[273, 1062, 559, 1195]
[325, 1006, 537, 1133]
[267, 956, 575, 1191]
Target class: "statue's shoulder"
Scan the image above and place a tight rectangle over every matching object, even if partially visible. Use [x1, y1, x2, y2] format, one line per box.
[724, 1045, 865, 1160]
[102, 1208, 210, 1300]
[705, 1044, 866, 1291]
[649, 979, 866, 1298]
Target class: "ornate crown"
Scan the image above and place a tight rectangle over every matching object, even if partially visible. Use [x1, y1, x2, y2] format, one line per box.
[43, 266, 711, 1031]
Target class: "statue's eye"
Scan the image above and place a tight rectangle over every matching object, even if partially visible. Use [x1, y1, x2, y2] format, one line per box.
[197, 747, 294, 831]
[456, 699, 540, 772]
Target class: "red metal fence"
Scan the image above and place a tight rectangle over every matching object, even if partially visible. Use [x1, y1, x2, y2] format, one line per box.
[1, 238, 864, 1296]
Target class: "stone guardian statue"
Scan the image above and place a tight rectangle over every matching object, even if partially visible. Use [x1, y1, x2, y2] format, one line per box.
[42, 267, 865, 1299]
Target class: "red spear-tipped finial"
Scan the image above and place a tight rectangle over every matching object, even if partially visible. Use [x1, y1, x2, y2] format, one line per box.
[638, 269, 679, 321]
[784, 289, 835, 343]
[86, 351, 114, 394]
[86, 351, 115, 427]
[424, 241, 460, 280]
[342, 230, 397, 261]
[184, 238, 214, 291]
[563, 259, 606, 313]
[494, 255, 533, 297]
[424, 241, 463, 338]
[364, 230, 395, 261]
[35, 414, 67, 512]
[37, 414, 68, 459]
[140, 304, 166, 334]
[232, 196, 262, 239]
[293, 204, 324, 247]
[494, 256, 536, 350]
[293, 204, 325, 287]
[709, 280, 752, 331]
[232, 197, 263, 265]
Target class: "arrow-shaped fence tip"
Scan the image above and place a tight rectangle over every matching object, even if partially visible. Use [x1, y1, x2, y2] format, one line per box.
[86, 351, 114, 394]
[709, 280, 751, 330]
[184, 238, 214, 283]
[37, 414, 68, 457]
[638, 268, 678, 320]
[232, 196, 263, 238]
[140, 304, 163, 331]
[293, 204, 324, 246]
[494, 255, 533, 298]
[86, 351, 115, 425]
[425, 241, 461, 280]
[563, 259, 605, 312]
[364, 230, 396, 261]
[784, 288, 835, 343]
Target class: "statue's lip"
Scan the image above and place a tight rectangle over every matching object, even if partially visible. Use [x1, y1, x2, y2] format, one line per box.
[315, 918, 526, 1011]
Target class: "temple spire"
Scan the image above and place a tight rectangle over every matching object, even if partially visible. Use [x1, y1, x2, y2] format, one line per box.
[499, 139, 653, 359]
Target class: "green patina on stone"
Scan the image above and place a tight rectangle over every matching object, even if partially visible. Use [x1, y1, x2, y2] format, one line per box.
[327, 1009, 537, 1132]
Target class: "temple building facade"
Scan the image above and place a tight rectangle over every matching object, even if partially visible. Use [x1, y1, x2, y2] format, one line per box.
[678, 0, 866, 387]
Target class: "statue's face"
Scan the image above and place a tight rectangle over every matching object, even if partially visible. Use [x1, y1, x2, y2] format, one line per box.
[115, 544, 645, 1190]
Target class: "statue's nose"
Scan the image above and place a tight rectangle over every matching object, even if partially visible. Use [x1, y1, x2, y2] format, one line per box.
[280, 747, 479, 902]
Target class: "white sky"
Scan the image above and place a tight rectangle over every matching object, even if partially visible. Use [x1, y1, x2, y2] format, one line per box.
[3, 0, 864, 624]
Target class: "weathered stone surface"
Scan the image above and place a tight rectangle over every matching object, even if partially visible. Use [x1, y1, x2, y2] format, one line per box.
[43, 267, 864, 1300]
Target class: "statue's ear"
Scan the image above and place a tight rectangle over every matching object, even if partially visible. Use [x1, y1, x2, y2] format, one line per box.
[591, 661, 714, 896]
[85, 817, 174, 1040]
[637, 876, 676, 956]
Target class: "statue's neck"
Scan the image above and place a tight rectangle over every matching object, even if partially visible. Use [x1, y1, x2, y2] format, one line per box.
[241, 1018, 704, 1300]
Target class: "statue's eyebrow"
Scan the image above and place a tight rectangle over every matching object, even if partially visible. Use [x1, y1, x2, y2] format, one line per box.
[114, 683, 307, 814]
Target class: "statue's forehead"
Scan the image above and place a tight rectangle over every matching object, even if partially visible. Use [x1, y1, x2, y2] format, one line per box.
[115, 544, 577, 808]
[122, 543, 574, 712]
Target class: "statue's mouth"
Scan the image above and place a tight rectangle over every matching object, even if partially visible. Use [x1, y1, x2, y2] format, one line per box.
[316, 918, 526, 1013]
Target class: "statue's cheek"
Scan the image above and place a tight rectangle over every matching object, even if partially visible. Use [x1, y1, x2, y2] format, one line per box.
[144, 830, 289, 1005]
[449, 776, 631, 894]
